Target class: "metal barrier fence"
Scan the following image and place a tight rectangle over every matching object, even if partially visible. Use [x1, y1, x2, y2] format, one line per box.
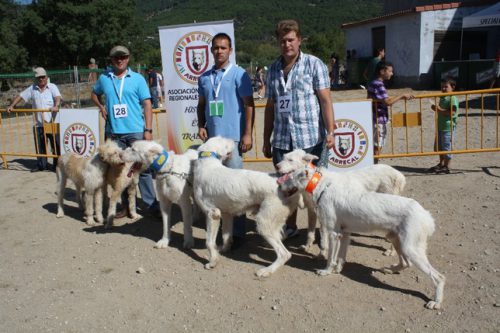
[1, 88, 499, 169]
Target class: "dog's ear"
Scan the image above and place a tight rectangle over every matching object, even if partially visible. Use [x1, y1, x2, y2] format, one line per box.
[303, 153, 319, 162]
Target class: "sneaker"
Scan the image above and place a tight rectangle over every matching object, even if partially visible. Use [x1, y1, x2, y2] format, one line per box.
[282, 225, 299, 240]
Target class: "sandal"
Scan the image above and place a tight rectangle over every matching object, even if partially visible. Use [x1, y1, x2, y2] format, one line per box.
[427, 164, 443, 173]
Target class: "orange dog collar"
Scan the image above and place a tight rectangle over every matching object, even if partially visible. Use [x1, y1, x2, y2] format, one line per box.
[305, 171, 322, 194]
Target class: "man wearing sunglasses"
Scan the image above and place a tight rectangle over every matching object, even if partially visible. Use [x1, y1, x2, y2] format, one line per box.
[91, 45, 158, 218]
[7, 67, 62, 172]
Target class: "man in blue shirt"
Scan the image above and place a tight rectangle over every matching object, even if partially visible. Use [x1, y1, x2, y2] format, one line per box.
[91, 45, 158, 218]
[197, 32, 255, 248]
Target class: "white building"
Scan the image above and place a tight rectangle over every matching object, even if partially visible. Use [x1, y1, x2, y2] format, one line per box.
[342, 1, 500, 88]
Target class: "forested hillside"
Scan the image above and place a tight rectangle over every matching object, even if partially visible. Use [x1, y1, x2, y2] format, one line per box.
[0, 0, 382, 72]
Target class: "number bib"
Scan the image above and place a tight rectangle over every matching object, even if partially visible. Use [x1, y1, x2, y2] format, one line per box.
[113, 104, 128, 118]
[209, 100, 224, 116]
[277, 95, 292, 113]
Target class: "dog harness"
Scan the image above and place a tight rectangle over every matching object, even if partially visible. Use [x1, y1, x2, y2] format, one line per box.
[151, 150, 169, 172]
[198, 151, 220, 159]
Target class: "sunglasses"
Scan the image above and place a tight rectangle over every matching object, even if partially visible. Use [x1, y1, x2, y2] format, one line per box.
[37, 76, 47, 79]
[112, 55, 129, 60]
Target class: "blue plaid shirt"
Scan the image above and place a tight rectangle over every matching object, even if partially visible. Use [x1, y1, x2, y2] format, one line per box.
[265, 52, 330, 150]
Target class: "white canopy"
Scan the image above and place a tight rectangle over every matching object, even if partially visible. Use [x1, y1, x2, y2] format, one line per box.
[462, 2, 500, 28]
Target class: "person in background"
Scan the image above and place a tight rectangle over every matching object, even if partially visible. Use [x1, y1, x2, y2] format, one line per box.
[156, 69, 164, 106]
[91, 45, 158, 217]
[364, 47, 385, 84]
[7, 67, 61, 172]
[262, 19, 335, 238]
[428, 77, 459, 174]
[147, 67, 159, 109]
[255, 66, 265, 99]
[489, 50, 500, 89]
[329, 53, 339, 90]
[197, 32, 255, 249]
[88, 58, 98, 83]
[367, 61, 413, 163]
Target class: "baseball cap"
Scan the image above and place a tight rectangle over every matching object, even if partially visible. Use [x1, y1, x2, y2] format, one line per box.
[34, 67, 47, 78]
[109, 45, 130, 57]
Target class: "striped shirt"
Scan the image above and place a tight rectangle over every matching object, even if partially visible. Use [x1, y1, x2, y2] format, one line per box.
[265, 52, 330, 150]
[367, 79, 389, 125]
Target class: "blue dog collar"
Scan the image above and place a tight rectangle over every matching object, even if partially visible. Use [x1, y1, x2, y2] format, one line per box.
[198, 151, 219, 159]
[151, 150, 169, 172]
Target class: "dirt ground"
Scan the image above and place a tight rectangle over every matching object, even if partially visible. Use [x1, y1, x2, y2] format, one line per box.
[1, 88, 499, 332]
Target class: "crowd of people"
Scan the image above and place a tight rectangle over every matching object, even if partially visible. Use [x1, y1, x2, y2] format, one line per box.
[6, 18, 476, 226]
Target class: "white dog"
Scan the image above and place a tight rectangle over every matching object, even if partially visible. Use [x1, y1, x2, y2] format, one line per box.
[276, 149, 406, 254]
[56, 140, 122, 225]
[121, 140, 198, 249]
[193, 137, 300, 277]
[278, 154, 445, 310]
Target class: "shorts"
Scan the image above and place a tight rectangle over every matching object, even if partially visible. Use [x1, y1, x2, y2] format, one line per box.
[373, 123, 387, 148]
[272, 142, 323, 167]
[436, 130, 454, 160]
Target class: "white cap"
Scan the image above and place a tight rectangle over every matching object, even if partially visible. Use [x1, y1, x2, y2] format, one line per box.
[34, 67, 47, 78]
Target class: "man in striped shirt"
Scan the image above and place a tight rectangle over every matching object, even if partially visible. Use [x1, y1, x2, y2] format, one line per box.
[263, 19, 335, 238]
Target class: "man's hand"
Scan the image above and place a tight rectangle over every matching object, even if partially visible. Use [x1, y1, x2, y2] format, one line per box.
[198, 127, 208, 141]
[6, 106, 13, 113]
[326, 133, 335, 149]
[50, 106, 59, 112]
[240, 133, 252, 153]
[262, 141, 272, 158]
[98, 105, 107, 120]
[144, 131, 153, 141]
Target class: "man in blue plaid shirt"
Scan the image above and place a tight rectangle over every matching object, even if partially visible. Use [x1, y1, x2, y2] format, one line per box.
[263, 19, 335, 238]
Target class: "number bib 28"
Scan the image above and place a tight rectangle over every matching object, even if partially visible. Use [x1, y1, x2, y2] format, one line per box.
[277, 95, 292, 113]
[113, 104, 128, 118]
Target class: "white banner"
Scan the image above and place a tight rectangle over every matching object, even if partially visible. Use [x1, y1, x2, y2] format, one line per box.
[59, 108, 100, 158]
[159, 20, 235, 153]
[327, 100, 374, 172]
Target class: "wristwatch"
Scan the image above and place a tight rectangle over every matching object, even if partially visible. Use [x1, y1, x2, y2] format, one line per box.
[144, 128, 153, 134]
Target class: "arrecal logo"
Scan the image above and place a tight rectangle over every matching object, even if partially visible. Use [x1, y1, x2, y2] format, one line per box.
[62, 123, 97, 158]
[329, 118, 368, 168]
[174, 31, 213, 85]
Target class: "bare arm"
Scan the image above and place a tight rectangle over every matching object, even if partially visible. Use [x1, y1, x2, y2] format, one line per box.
[196, 96, 208, 141]
[142, 98, 153, 140]
[91, 91, 107, 120]
[316, 88, 336, 149]
[262, 98, 275, 158]
[241, 95, 255, 152]
[385, 93, 414, 106]
[6, 95, 24, 113]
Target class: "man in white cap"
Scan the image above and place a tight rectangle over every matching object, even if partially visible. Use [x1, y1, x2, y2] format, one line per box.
[7, 67, 62, 172]
[91, 45, 158, 218]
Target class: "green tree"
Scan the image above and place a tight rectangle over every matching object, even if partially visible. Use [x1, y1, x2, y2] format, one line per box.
[0, 0, 28, 72]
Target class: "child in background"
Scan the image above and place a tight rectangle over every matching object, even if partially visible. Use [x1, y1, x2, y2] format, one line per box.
[428, 77, 459, 174]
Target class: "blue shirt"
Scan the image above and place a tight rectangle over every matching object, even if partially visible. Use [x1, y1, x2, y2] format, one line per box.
[265, 52, 330, 150]
[93, 68, 151, 134]
[198, 63, 253, 141]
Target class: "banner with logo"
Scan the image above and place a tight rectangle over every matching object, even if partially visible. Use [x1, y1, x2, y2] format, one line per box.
[159, 20, 236, 152]
[59, 108, 100, 157]
[327, 100, 374, 172]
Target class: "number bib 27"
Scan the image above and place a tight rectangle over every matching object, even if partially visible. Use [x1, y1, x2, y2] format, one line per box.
[277, 95, 292, 113]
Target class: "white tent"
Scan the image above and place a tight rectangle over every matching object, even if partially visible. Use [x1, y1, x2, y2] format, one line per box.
[463, 2, 500, 28]
[460, 2, 500, 59]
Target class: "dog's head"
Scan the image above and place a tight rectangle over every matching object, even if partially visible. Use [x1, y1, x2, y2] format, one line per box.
[98, 139, 124, 165]
[121, 140, 163, 165]
[277, 167, 311, 197]
[197, 136, 234, 162]
[276, 149, 318, 175]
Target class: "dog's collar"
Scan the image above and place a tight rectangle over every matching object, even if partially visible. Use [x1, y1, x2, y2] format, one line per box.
[198, 151, 220, 159]
[305, 168, 322, 194]
[150, 150, 169, 172]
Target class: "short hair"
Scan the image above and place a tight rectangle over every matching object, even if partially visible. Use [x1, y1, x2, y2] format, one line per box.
[276, 19, 301, 39]
[441, 77, 456, 89]
[375, 61, 393, 75]
[212, 33, 232, 48]
[375, 47, 385, 56]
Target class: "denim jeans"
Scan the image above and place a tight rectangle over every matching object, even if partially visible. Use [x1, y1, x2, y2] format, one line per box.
[33, 126, 60, 170]
[223, 141, 246, 237]
[437, 130, 455, 160]
[107, 132, 157, 209]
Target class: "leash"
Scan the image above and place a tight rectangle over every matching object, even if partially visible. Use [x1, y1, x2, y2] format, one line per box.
[317, 139, 330, 168]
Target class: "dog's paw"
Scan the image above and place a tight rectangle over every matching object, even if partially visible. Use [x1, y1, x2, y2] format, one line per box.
[95, 215, 104, 224]
[104, 222, 113, 230]
[316, 268, 333, 276]
[425, 300, 442, 310]
[56, 211, 65, 218]
[255, 268, 272, 278]
[154, 238, 170, 249]
[86, 218, 97, 226]
[130, 213, 141, 221]
[204, 261, 217, 270]
[383, 248, 396, 256]
[183, 238, 194, 249]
